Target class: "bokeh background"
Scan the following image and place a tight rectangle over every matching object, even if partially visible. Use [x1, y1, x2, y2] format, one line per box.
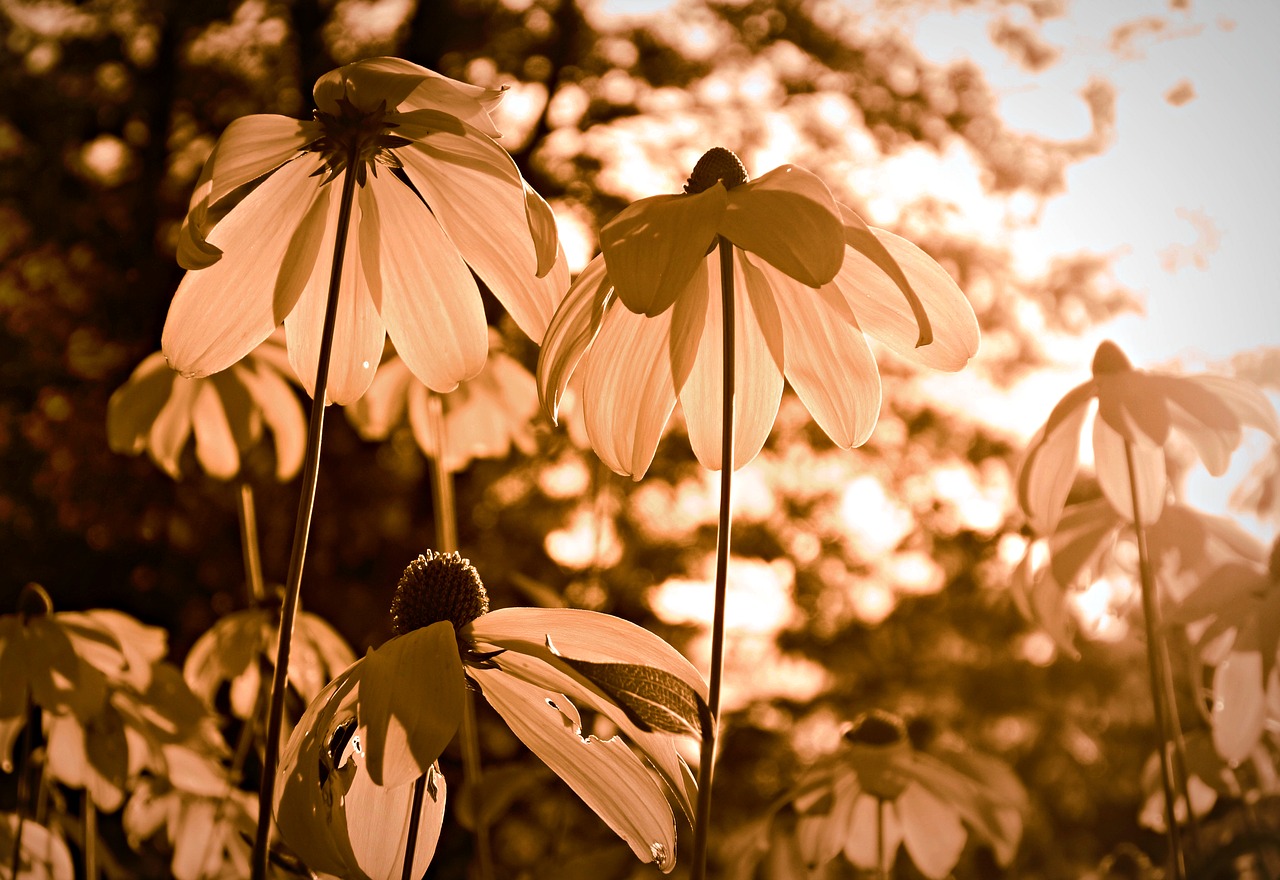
[1, 0, 1277, 877]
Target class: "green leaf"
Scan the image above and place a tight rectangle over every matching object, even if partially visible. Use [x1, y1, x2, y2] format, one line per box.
[548, 638, 707, 739]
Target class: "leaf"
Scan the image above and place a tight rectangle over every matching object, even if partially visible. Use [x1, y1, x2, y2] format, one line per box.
[548, 638, 706, 738]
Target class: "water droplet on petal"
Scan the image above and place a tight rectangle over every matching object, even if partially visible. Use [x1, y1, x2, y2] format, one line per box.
[650, 842, 671, 868]
[361, 360, 370, 370]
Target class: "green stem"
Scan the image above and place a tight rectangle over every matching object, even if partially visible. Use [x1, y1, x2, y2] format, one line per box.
[237, 481, 266, 605]
[691, 237, 735, 880]
[250, 153, 360, 880]
[1123, 440, 1187, 880]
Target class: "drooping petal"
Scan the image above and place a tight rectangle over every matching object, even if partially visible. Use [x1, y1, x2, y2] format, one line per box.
[1192, 374, 1280, 438]
[178, 117, 314, 270]
[1095, 370, 1171, 446]
[1048, 498, 1123, 588]
[678, 248, 784, 471]
[536, 255, 612, 423]
[524, 184, 561, 278]
[358, 622, 465, 789]
[399, 133, 558, 341]
[843, 793, 901, 870]
[1016, 381, 1095, 535]
[1150, 374, 1243, 475]
[897, 783, 967, 880]
[286, 184, 385, 405]
[361, 173, 487, 393]
[1093, 416, 1166, 526]
[600, 189, 724, 317]
[720, 165, 844, 287]
[317, 58, 505, 136]
[337, 766, 447, 880]
[795, 770, 860, 868]
[147, 376, 199, 478]
[839, 205, 933, 347]
[406, 384, 445, 463]
[346, 355, 414, 441]
[164, 154, 330, 379]
[1211, 647, 1266, 765]
[238, 355, 306, 480]
[469, 664, 678, 872]
[836, 223, 979, 370]
[190, 382, 240, 479]
[581, 297, 682, 478]
[753, 258, 882, 448]
[106, 353, 176, 456]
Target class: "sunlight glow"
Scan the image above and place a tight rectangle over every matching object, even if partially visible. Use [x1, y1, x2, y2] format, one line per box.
[838, 475, 914, 557]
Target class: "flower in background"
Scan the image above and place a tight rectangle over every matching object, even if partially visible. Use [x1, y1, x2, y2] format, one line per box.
[276, 552, 708, 879]
[0, 814, 73, 880]
[346, 330, 538, 472]
[539, 147, 978, 478]
[1017, 340, 1279, 535]
[789, 711, 1026, 880]
[163, 57, 567, 405]
[124, 777, 259, 880]
[107, 331, 304, 481]
[1170, 537, 1280, 764]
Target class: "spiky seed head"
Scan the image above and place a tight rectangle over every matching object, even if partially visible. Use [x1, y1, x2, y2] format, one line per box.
[390, 551, 489, 635]
[684, 147, 749, 194]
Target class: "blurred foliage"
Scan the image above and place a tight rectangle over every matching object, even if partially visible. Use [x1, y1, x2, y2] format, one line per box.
[0, 0, 1274, 878]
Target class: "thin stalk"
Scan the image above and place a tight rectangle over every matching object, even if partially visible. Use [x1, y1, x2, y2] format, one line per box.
[251, 153, 360, 880]
[691, 237, 736, 880]
[237, 481, 266, 605]
[9, 694, 34, 880]
[84, 798, 97, 880]
[1123, 439, 1186, 880]
[401, 776, 428, 880]
[877, 798, 887, 880]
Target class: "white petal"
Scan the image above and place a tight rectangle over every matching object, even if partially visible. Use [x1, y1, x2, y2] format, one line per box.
[191, 381, 240, 479]
[286, 181, 385, 405]
[1093, 417, 1166, 526]
[536, 254, 612, 423]
[346, 355, 414, 441]
[897, 783, 967, 880]
[239, 355, 307, 480]
[721, 165, 844, 287]
[1016, 382, 1095, 535]
[1212, 648, 1266, 765]
[678, 248, 783, 471]
[362, 172, 487, 393]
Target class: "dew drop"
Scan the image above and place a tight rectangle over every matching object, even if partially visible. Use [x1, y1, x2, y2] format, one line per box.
[361, 360, 370, 370]
[650, 841, 671, 868]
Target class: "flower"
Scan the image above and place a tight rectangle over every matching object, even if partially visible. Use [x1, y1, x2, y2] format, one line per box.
[346, 329, 538, 472]
[788, 711, 1026, 880]
[162, 57, 567, 406]
[1018, 340, 1280, 535]
[1170, 537, 1280, 764]
[538, 146, 979, 478]
[276, 552, 708, 879]
[108, 331, 304, 481]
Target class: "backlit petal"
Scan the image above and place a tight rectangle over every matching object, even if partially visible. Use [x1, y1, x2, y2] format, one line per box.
[843, 794, 901, 869]
[1096, 370, 1171, 446]
[1192, 374, 1280, 438]
[361, 173, 487, 393]
[469, 665, 677, 872]
[721, 165, 843, 286]
[346, 355, 413, 441]
[1212, 648, 1266, 764]
[191, 382, 239, 479]
[106, 353, 175, 456]
[1016, 381, 1095, 534]
[318, 58, 504, 136]
[837, 223, 979, 371]
[286, 184, 384, 405]
[399, 135, 558, 341]
[1048, 498, 1123, 588]
[1144, 374, 1241, 475]
[600, 189, 724, 317]
[537, 255, 612, 423]
[679, 248, 784, 471]
[147, 377, 198, 478]
[898, 783, 967, 880]
[839, 205, 932, 346]
[795, 771, 860, 868]
[239, 356, 306, 480]
[1093, 416, 1166, 526]
[581, 298, 681, 478]
[753, 258, 881, 448]
[524, 184, 561, 278]
[339, 767, 446, 880]
[163, 154, 329, 379]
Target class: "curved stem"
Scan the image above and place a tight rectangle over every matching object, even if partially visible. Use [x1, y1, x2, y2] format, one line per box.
[691, 237, 736, 880]
[237, 481, 266, 605]
[251, 156, 360, 880]
[1123, 439, 1187, 880]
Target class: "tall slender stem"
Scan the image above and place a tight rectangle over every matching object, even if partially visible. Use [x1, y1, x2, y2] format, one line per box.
[237, 481, 266, 605]
[400, 776, 428, 880]
[876, 798, 887, 880]
[691, 237, 736, 880]
[1123, 440, 1187, 880]
[251, 155, 360, 880]
[84, 798, 97, 880]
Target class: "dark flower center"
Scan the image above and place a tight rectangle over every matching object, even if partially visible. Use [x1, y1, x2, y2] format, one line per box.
[684, 147, 749, 194]
[844, 709, 906, 747]
[390, 551, 490, 634]
[309, 96, 411, 186]
[1091, 340, 1133, 376]
[17, 582, 53, 618]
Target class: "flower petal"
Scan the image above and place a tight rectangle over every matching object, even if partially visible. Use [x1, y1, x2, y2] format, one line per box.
[286, 184, 384, 405]
[1211, 648, 1266, 765]
[1096, 370, 1171, 446]
[106, 353, 175, 456]
[843, 793, 901, 869]
[897, 783, 967, 880]
[399, 135, 559, 342]
[361, 173, 487, 393]
[359, 622, 465, 789]
[1192, 374, 1280, 438]
[536, 255, 612, 423]
[678, 248, 784, 471]
[147, 376, 198, 478]
[469, 664, 677, 872]
[1047, 498, 1123, 588]
[581, 295, 682, 478]
[1093, 416, 1166, 526]
[600, 189, 724, 317]
[524, 184, 561, 278]
[795, 770, 860, 868]
[164, 154, 330, 379]
[1016, 381, 1095, 535]
[346, 355, 413, 441]
[837, 223, 979, 370]
[238, 355, 307, 480]
[753, 258, 881, 448]
[720, 165, 844, 287]
[190, 381, 240, 479]
[339, 766, 447, 880]
[318, 58, 505, 136]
